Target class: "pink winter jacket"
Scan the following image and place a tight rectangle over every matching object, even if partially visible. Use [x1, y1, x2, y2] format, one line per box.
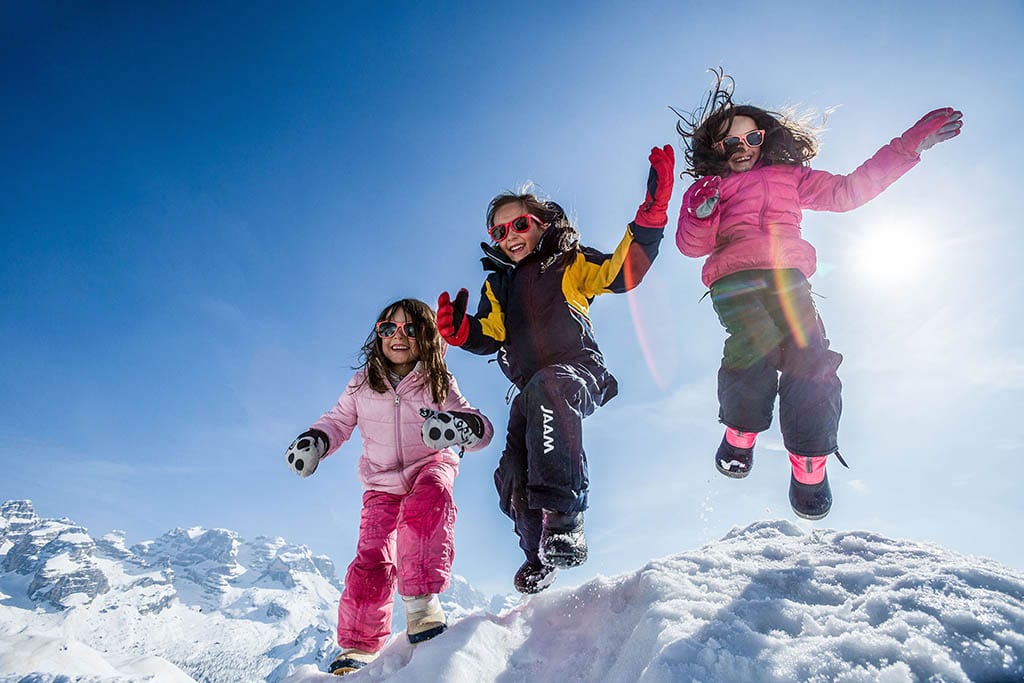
[677, 137, 922, 287]
[310, 366, 493, 495]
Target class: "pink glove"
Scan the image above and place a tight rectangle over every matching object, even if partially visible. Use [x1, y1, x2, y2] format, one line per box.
[634, 145, 675, 228]
[899, 107, 963, 154]
[683, 176, 721, 219]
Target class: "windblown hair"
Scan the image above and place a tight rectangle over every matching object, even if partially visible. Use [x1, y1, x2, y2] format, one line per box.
[486, 186, 580, 254]
[356, 298, 450, 404]
[672, 68, 822, 178]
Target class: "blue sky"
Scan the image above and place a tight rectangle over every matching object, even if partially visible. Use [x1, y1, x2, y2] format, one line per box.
[2, 1, 1022, 597]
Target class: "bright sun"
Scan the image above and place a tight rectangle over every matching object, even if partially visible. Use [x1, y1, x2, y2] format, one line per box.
[850, 220, 931, 287]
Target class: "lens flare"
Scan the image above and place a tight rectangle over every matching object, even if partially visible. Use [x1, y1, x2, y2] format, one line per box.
[773, 269, 811, 348]
[767, 225, 812, 348]
[623, 255, 676, 390]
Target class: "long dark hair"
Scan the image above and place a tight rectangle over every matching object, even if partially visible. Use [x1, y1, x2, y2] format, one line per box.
[672, 68, 821, 178]
[355, 298, 450, 404]
[486, 188, 580, 254]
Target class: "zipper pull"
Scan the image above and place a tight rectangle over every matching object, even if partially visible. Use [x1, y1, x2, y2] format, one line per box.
[394, 394, 400, 406]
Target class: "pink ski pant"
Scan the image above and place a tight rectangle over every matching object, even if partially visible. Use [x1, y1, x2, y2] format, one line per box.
[336, 461, 457, 653]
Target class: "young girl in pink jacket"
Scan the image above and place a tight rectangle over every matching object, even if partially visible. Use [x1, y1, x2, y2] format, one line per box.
[284, 298, 493, 676]
[674, 70, 962, 520]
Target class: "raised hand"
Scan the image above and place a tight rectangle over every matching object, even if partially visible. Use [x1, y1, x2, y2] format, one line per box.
[634, 145, 676, 228]
[437, 289, 469, 346]
[900, 107, 964, 154]
[419, 408, 485, 451]
[285, 429, 328, 478]
[684, 175, 721, 219]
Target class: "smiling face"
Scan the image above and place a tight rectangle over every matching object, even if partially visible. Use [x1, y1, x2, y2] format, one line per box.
[492, 201, 546, 263]
[380, 306, 419, 377]
[719, 115, 762, 174]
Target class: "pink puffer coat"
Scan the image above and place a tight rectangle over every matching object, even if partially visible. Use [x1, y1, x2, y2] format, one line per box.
[677, 138, 921, 287]
[311, 366, 493, 495]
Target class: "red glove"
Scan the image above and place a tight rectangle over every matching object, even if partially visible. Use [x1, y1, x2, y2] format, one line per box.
[437, 289, 470, 347]
[634, 145, 675, 228]
[683, 176, 721, 219]
[898, 107, 963, 154]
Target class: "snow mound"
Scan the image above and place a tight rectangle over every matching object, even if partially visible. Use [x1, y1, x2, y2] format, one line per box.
[287, 520, 1024, 682]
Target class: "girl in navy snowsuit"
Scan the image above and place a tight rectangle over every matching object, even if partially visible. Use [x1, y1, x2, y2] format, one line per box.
[437, 145, 674, 594]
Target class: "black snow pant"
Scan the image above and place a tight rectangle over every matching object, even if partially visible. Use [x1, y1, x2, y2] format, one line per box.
[494, 362, 604, 563]
[709, 269, 843, 457]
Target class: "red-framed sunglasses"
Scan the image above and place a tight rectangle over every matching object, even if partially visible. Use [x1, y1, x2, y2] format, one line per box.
[376, 320, 418, 339]
[488, 214, 543, 242]
[714, 129, 766, 155]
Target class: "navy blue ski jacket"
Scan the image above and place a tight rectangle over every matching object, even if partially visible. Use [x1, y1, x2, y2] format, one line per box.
[459, 221, 663, 398]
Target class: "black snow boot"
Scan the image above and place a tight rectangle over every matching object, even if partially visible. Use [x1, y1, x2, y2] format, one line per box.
[539, 510, 587, 567]
[514, 558, 558, 594]
[789, 472, 832, 520]
[715, 434, 753, 478]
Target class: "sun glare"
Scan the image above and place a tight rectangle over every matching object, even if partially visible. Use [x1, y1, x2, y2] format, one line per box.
[851, 221, 930, 287]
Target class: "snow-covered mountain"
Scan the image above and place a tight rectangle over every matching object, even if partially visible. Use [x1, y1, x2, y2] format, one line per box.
[3, 500, 1023, 682]
[0, 500, 491, 682]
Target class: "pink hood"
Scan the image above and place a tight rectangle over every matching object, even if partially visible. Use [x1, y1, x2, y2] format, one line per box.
[677, 137, 921, 287]
[311, 366, 493, 495]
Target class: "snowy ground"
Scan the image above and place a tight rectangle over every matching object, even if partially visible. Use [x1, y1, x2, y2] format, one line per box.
[281, 520, 1024, 682]
[3, 520, 1022, 682]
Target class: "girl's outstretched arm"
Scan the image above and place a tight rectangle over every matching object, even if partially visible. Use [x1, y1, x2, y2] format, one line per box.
[567, 145, 673, 297]
[797, 107, 963, 213]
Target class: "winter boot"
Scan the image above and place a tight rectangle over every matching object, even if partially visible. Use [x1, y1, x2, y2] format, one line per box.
[715, 428, 757, 478]
[788, 454, 831, 520]
[513, 557, 559, 594]
[539, 509, 587, 567]
[402, 593, 448, 644]
[328, 648, 378, 676]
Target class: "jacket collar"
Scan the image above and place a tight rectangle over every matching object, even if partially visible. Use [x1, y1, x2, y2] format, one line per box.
[390, 361, 425, 390]
[480, 225, 563, 273]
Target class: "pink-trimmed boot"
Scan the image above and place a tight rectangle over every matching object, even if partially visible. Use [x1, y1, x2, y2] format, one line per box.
[715, 428, 757, 478]
[788, 454, 831, 520]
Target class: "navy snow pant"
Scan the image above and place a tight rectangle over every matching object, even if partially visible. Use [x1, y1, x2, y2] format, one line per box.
[494, 363, 604, 563]
[710, 269, 843, 457]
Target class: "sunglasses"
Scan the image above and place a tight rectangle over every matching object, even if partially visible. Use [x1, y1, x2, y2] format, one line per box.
[376, 320, 418, 339]
[488, 214, 543, 242]
[714, 129, 766, 155]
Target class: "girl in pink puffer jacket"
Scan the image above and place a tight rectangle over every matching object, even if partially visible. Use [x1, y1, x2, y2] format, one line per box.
[674, 69, 962, 521]
[284, 298, 492, 676]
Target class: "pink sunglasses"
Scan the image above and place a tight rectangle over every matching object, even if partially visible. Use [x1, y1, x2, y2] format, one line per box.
[714, 129, 766, 155]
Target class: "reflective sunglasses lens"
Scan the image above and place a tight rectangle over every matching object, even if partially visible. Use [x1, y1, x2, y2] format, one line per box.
[489, 224, 508, 241]
[377, 322, 397, 337]
[720, 136, 741, 152]
[512, 216, 531, 232]
[745, 130, 764, 146]
[402, 323, 417, 338]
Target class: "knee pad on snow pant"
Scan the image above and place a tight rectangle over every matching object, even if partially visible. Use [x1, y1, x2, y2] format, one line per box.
[397, 463, 457, 597]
